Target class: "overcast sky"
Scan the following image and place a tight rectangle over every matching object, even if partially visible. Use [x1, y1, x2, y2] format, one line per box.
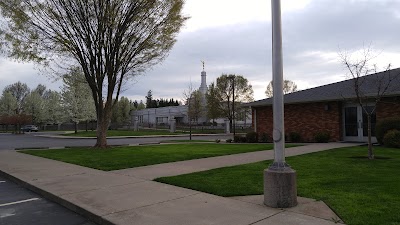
[1, 0, 400, 102]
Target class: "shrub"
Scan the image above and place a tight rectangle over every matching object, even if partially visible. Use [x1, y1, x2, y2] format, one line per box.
[226, 139, 232, 143]
[259, 133, 269, 143]
[383, 129, 400, 148]
[215, 139, 220, 143]
[289, 132, 301, 142]
[376, 117, 400, 145]
[246, 132, 258, 143]
[234, 135, 247, 143]
[314, 131, 330, 143]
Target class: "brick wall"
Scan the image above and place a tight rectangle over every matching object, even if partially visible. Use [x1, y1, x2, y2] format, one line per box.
[254, 101, 342, 142]
[376, 97, 400, 120]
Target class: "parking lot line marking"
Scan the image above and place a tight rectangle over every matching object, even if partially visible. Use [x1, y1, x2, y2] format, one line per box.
[0, 181, 5, 183]
[0, 198, 40, 207]
[0, 213, 16, 218]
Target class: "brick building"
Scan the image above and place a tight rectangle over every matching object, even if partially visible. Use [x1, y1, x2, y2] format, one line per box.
[246, 69, 400, 142]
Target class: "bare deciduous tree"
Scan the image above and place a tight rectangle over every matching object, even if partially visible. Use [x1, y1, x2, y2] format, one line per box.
[182, 83, 202, 140]
[340, 48, 397, 159]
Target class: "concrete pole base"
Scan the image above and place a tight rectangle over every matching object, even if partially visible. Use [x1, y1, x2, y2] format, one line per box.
[264, 166, 298, 208]
[133, 117, 139, 131]
[169, 119, 176, 133]
[224, 119, 230, 134]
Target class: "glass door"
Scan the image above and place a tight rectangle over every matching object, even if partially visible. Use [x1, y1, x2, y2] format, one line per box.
[344, 106, 361, 141]
[362, 106, 376, 138]
[343, 104, 376, 142]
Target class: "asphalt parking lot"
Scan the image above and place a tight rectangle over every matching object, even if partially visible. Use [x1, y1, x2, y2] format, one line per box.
[0, 176, 96, 225]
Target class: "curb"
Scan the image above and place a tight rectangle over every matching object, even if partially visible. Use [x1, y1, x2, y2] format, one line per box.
[35, 133, 232, 139]
[0, 169, 115, 225]
[14, 144, 146, 151]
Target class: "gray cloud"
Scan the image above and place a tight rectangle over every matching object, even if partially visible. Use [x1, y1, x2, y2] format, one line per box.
[131, 0, 400, 100]
[1, 0, 400, 102]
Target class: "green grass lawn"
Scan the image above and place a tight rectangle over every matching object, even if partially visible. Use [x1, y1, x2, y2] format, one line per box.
[155, 146, 400, 225]
[160, 140, 214, 143]
[21, 143, 298, 171]
[178, 128, 253, 134]
[63, 129, 185, 137]
[179, 128, 226, 134]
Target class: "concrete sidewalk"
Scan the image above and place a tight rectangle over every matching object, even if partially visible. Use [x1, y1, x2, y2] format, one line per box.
[0, 143, 357, 225]
[113, 142, 359, 180]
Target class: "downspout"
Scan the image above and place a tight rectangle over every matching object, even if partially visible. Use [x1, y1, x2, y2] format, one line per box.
[253, 108, 257, 132]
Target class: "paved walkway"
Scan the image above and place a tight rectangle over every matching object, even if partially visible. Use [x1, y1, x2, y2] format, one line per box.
[113, 142, 358, 180]
[0, 143, 359, 225]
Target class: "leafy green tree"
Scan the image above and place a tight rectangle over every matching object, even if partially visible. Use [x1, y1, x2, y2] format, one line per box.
[119, 97, 131, 125]
[0, 91, 18, 132]
[137, 100, 146, 110]
[33, 84, 47, 97]
[206, 82, 222, 124]
[23, 89, 45, 125]
[0, 0, 187, 148]
[43, 90, 64, 126]
[265, 79, 298, 97]
[111, 96, 131, 126]
[188, 90, 203, 123]
[62, 67, 96, 133]
[3, 82, 30, 115]
[2, 82, 31, 132]
[0, 91, 17, 116]
[213, 74, 254, 129]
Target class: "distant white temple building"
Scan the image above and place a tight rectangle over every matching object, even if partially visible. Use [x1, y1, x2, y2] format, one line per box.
[130, 65, 251, 127]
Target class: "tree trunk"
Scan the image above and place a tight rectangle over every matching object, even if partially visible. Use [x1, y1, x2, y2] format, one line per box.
[189, 119, 192, 141]
[95, 118, 108, 148]
[85, 120, 88, 132]
[367, 114, 374, 159]
[74, 121, 78, 134]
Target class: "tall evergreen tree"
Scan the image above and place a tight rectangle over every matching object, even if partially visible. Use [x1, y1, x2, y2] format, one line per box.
[146, 90, 153, 108]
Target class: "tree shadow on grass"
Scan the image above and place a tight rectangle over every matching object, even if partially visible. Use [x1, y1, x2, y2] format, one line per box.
[349, 156, 392, 160]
